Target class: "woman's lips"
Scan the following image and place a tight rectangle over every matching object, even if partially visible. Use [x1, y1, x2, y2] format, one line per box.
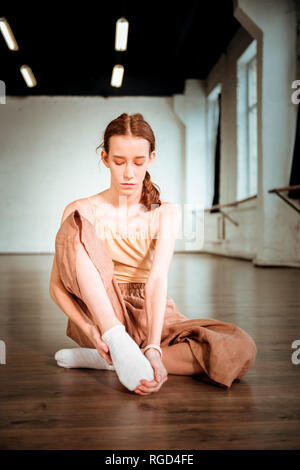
[121, 183, 135, 186]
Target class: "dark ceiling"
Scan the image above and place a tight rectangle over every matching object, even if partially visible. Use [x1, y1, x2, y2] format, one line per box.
[1, 1, 241, 97]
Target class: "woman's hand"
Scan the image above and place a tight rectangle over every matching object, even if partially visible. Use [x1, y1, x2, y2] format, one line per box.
[134, 348, 168, 395]
[84, 323, 113, 365]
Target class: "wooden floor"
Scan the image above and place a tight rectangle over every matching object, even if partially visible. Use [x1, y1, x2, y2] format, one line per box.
[0, 253, 300, 450]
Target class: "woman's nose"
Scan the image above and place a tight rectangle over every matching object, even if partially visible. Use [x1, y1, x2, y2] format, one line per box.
[124, 165, 134, 178]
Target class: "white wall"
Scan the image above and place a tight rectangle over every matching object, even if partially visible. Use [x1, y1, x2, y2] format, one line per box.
[0, 96, 185, 253]
[1, 0, 298, 267]
[202, 0, 299, 267]
[235, 0, 299, 267]
[203, 27, 257, 259]
[173, 79, 207, 251]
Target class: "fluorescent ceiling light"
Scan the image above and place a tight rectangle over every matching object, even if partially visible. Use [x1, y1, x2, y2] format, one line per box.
[111, 64, 124, 88]
[115, 17, 129, 51]
[20, 65, 37, 88]
[0, 17, 19, 50]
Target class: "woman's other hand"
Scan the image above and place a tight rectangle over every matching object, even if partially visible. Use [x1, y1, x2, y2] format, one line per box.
[134, 348, 168, 395]
[85, 323, 113, 365]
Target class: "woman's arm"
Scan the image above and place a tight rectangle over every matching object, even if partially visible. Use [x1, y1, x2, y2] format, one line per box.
[134, 203, 180, 395]
[49, 200, 93, 337]
[144, 202, 181, 346]
[50, 274, 113, 364]
[144, 277, 168, 345]
[50, 274, 92, 336]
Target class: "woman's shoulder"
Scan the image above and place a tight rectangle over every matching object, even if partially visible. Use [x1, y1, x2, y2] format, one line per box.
[157, 200, 179, 215]
[150, 201, 179, 235]
[62, 193, 106, 226]
[85, 190, 108, 204]
[159, 200, 174, 207]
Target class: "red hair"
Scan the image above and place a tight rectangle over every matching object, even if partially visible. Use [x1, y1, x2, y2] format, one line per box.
[96, 113, 162, 211]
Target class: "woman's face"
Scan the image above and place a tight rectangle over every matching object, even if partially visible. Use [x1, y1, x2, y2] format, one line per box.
[101, 134, 155, 195]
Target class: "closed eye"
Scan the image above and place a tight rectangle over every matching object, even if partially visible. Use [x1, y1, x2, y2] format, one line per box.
[115, 162, 144, 166]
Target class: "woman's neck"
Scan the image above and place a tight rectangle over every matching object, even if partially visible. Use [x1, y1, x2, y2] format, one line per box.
[104, 186, 144, 211]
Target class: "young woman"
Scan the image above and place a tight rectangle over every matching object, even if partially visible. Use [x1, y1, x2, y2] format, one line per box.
[50, 112, 257, 396]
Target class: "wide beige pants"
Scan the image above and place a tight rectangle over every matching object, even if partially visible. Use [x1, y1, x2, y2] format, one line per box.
[54, 209, 257, 389]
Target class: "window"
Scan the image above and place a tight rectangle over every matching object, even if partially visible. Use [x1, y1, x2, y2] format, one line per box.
[246, 56, 257, 195]
[237, 40, 257, 199]
[206, 84, 222, 208]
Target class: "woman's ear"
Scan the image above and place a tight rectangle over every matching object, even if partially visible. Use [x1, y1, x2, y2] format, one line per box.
[147, 151, 156, 168]
[101, 150, 110, 168]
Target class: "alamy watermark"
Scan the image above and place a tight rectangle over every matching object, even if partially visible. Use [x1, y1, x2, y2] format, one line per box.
[291, 340, 300, 365]
[93, 198, 205, 247]
[0, 340, 6, 364]
[291, 80, 300, 104]
[0, 80, 5, 104]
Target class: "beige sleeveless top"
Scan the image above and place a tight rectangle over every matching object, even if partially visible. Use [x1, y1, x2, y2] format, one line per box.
[87, 197, 158, 283]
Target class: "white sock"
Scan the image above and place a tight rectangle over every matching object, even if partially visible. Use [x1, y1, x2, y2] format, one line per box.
[54, 348, 115, 371]
[101, 324, 154, 391]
